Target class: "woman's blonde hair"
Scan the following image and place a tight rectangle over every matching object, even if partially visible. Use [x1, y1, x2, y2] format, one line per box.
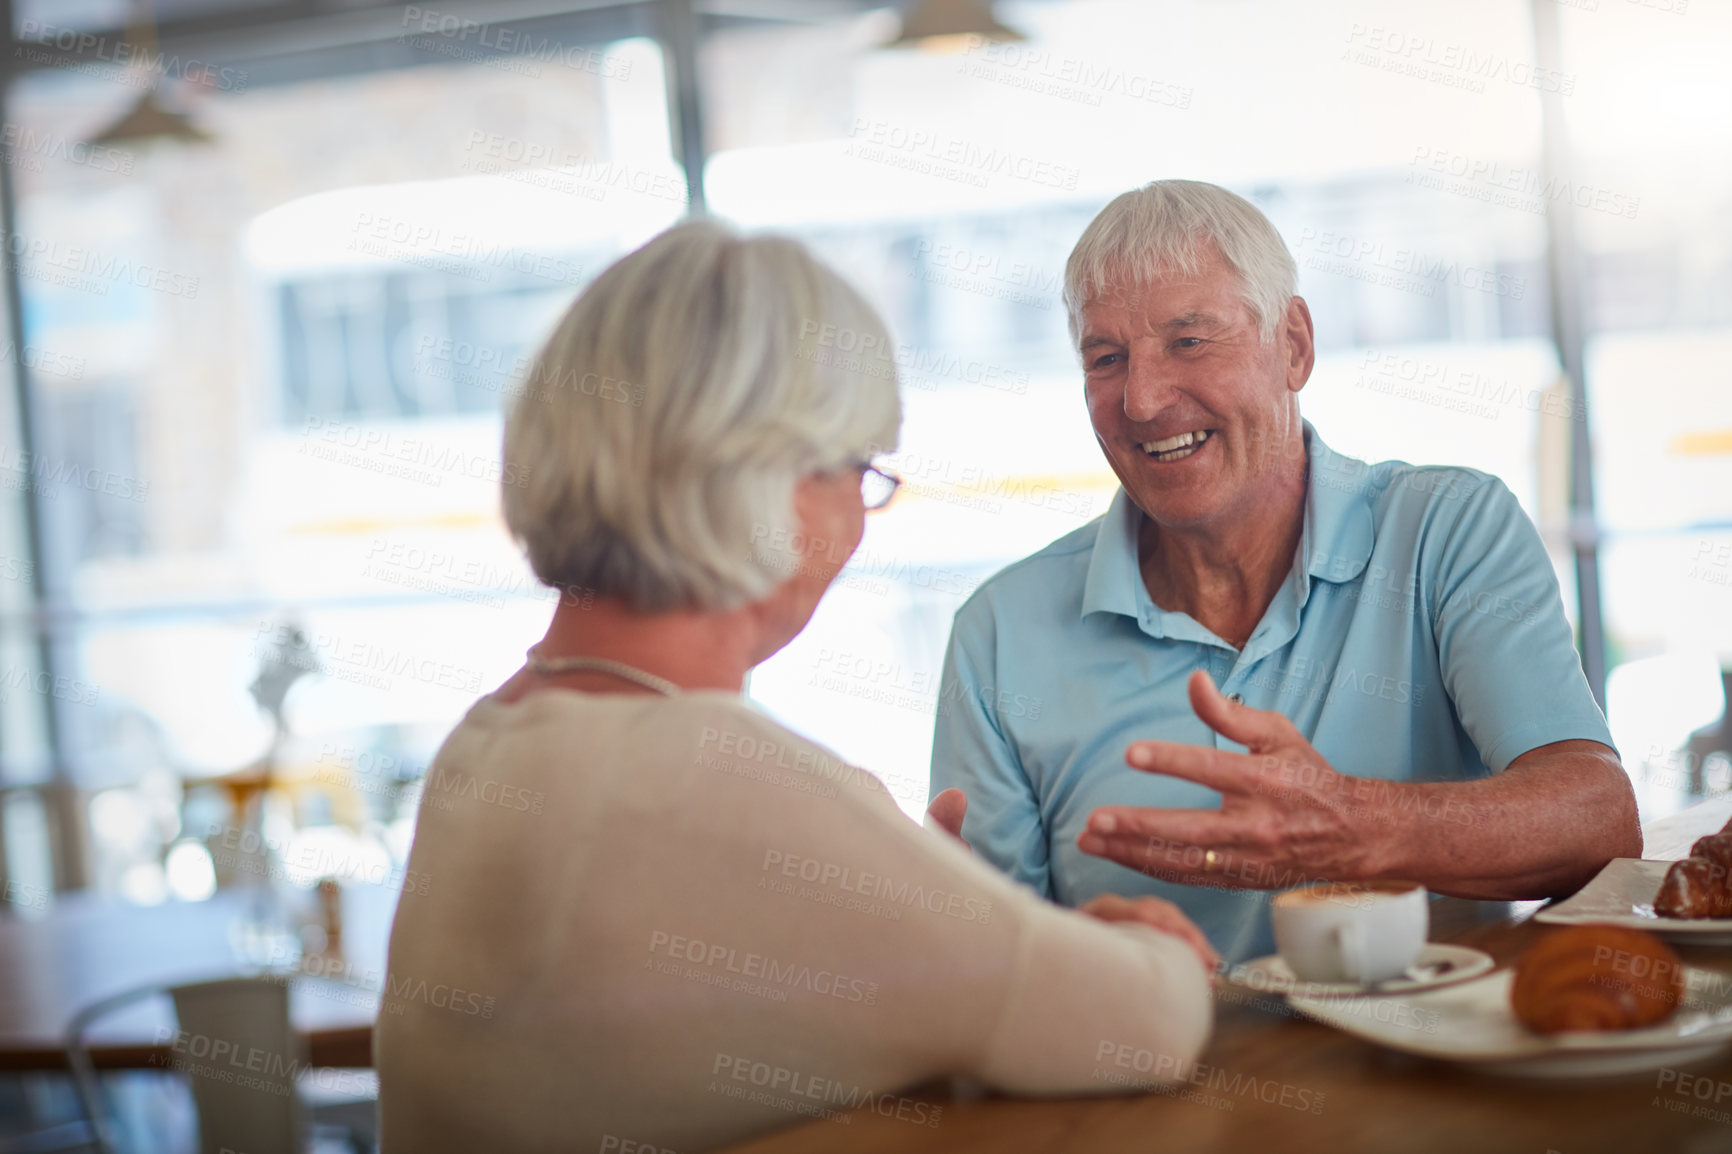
[503, 220, 902, 611]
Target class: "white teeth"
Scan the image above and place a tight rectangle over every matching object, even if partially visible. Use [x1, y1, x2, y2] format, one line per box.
[1141, 429, 1211, 456]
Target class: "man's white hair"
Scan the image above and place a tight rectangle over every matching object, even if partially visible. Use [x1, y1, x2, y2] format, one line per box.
[502, 220, 901, 612]
[1063, 179, 1297, 345]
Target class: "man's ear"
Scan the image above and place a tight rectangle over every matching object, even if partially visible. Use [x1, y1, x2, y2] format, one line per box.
[1284, 296, 1316, 394]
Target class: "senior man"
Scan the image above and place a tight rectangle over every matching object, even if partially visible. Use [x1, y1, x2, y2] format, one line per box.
[926, 179, 1640, 963]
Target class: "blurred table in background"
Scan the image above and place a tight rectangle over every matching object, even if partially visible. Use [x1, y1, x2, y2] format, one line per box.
[0, 882, 394, 1070]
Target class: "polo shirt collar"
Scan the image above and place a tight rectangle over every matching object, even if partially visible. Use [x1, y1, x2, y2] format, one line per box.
[1080, 486, 1143, 619]
[1080, 421, 1375, 624]
[1300, 422, 1376, 587]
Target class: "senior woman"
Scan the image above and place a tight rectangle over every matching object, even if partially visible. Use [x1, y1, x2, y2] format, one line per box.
[375, 221, 1213, 1152]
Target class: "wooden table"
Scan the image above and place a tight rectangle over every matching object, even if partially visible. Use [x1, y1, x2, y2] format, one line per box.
[719, 801, 1732, 1154]
[0, 881, 394, 1070]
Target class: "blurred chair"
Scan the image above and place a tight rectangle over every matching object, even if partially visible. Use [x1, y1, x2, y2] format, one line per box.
[64, 976, 375, 1154]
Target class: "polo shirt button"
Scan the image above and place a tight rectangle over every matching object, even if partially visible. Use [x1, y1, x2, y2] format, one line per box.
[1227, 693, 1244, 704]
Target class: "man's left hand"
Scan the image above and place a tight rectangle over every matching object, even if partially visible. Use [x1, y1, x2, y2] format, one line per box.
[1076, 670, 1386, 888]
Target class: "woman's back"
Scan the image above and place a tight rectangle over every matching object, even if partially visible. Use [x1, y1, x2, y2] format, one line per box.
[376, 689, 1210, 1151]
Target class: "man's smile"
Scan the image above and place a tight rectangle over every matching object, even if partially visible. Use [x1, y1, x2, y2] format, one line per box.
[1140, 429, 1215, 463]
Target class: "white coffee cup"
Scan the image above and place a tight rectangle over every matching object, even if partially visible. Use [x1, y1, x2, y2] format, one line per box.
[1271, 881, 1429, 984]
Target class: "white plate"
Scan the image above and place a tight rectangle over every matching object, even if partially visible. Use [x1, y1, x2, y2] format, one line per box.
[1288, 966, 1732, 1078]
[1535, 858, 1732, 944]
[1227, 943, 1495, 998]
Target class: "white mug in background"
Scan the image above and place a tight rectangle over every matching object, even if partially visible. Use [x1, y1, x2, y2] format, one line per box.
[1271, 880, 1429, 984]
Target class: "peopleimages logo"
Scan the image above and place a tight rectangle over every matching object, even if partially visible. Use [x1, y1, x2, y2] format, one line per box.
[709, 1053, 943, 1128]
[0, 232, 199, 299]
[846, 118, 1080, 192]
[796, 318, 1035, 390]
[957, 37, 1192, 109]
[759, 848, 994, 924]
[647, 929, 880, 1005]
[1342, 22, 1575, 94]
[1406, 146, 1640, 219]
[0, 124, 133, 174]
[0, 340, 85, 381]
[298, 416, 531, 488]
[16, 20, 248, 92]
[399, 6, 633, 80]
[1092, 1043, 1328, 1113]
[1295, 229, 1526, 300]
[460, 131, 687, 205]
[0, 666, 100, 708]
[0, 446, 148, 502]
[347, 212, 587, 287]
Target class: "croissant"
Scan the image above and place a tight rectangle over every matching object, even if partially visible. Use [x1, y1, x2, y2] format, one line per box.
[1510, 926, 1684, 1034]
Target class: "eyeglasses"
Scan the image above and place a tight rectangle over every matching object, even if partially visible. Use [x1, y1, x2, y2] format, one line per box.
[858, 463, 903, 511]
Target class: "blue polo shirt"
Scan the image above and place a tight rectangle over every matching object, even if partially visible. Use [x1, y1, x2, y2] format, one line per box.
[930, 422, 1614, 963]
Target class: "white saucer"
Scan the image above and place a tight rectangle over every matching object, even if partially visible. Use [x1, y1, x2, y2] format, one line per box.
[1226, 943, 1496, 998]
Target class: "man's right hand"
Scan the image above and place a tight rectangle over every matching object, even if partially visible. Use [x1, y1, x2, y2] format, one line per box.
[1079, 894, 1220, 977]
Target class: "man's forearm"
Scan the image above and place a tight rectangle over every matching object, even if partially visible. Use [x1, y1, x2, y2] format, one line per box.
[1363, 740, 1641, 900]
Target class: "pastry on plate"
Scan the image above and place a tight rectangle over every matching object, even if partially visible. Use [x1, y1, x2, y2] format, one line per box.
[1656, 819, 1732, 919]
[1510, 925, 1684, 1034]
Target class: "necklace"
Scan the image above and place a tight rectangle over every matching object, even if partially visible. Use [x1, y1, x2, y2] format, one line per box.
[525, 652, 679, 697]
